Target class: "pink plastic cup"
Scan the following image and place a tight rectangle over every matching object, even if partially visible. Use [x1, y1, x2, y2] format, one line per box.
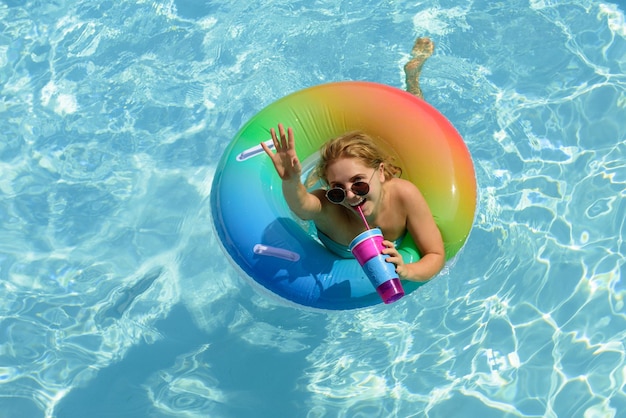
[349, 228, 405, 304]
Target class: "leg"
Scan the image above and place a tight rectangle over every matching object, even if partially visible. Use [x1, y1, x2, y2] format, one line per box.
[403, 37, 434, 99]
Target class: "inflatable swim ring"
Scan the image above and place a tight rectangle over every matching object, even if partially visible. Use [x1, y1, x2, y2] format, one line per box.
[211, 81, 476, 310]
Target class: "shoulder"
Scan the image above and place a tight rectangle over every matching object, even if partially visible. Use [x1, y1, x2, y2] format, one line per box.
[386, 178, 429, 210]
[387, 177, 422, 198]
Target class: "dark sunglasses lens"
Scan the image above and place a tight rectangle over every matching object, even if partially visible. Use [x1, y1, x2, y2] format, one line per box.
[327, 188, 346, 203]
[351, 182, 370, 196]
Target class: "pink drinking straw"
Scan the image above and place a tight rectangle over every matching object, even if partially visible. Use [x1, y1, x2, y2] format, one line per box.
[356, 205, 371, 230]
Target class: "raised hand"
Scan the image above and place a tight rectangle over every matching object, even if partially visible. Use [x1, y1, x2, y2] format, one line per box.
[261, 123, 302, 181]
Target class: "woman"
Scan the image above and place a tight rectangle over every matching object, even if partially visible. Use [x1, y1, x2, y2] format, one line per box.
[261, 37, 444, 282]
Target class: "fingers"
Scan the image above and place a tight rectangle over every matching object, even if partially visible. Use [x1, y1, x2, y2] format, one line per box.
[260, 140, 274, 158]
[278, 124, 288, 149]
[267, 123, 294, 152]
[269, 124, 284, 150]
[382, 240, 404, 267]
[269, 128, 277, 149]
[287, 126, 294, 150]
[263, 124, 301, 180]
[382, 240, 396, 250]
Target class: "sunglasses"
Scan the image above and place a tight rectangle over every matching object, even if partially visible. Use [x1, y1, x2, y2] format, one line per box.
[325, 170, 377, 204]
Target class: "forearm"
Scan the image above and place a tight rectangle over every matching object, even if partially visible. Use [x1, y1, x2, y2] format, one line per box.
[282, 178, 321, 220]
[397, 252, 445, 282]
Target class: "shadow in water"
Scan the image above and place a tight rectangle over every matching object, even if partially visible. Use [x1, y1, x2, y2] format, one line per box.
[55, 303, 314, 418]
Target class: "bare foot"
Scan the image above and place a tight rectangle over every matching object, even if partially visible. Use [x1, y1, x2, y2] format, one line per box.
[404, 37, 435, 99]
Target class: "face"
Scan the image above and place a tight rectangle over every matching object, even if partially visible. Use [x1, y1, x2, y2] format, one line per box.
[325, 158, 384, 214]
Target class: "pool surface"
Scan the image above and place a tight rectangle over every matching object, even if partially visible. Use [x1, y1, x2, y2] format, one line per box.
[1, 1, 625, 417]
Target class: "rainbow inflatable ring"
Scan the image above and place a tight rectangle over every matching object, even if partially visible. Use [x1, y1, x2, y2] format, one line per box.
[211, 81, 476, 310]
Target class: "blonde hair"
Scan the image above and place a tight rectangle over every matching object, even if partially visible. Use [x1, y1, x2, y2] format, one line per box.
[314, 131, 402, 185]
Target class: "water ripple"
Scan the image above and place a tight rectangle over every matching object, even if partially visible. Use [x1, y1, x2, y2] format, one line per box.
[0, 0, 625, 417]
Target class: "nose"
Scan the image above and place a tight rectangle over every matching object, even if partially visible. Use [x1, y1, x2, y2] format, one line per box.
[345, 186, 359, 200]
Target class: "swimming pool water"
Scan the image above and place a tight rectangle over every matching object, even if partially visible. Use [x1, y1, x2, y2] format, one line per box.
[1, 0, 625, 417]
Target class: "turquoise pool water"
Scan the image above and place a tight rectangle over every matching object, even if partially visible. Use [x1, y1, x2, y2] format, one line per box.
[1, 0, 625, 417]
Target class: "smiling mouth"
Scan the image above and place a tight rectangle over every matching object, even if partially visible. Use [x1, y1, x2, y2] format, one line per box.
[349, 198, 366, 208]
